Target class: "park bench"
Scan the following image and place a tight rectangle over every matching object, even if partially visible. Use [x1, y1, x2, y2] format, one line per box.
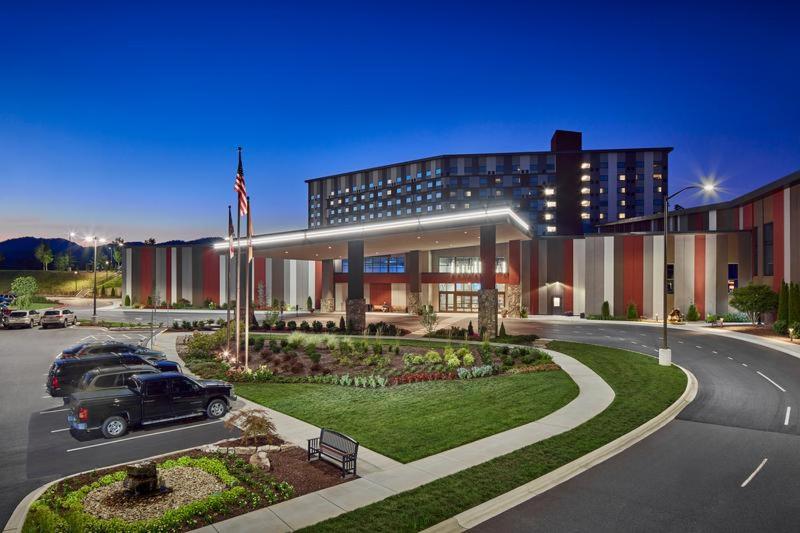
[307, 428, 359, 477]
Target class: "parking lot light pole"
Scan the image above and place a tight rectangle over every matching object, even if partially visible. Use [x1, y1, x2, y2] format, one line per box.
[85, 236, 106, 323]
[660, 182, 716, 366]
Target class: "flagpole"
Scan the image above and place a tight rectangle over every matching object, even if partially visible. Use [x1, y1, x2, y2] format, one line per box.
[226, 205, 232, 354]
[235, 151, 242, 365]
[244, 196, 251, 370]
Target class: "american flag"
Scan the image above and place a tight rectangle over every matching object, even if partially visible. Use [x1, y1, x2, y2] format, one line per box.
[234, 147, 248, 216]
[227, 205, 235, 259]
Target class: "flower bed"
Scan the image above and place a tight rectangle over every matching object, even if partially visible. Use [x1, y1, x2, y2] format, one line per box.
[22, 444, 350, 533]
[179, 331, 557, 388]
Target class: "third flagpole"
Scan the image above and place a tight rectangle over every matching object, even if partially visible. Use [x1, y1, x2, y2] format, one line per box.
[244, 196, 251, 369]
[226, 206, 232, 354]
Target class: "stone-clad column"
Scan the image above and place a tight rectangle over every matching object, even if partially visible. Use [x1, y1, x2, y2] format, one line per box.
[405, 250, 421, 314]
[321, 259, 335, 312]
[505, 239, 521, 317]
[346, 240, 366, 332]
[479, 225, 498, 336]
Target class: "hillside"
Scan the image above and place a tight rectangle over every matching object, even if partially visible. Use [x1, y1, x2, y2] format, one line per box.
[0, 270, 122, 296]
[0, 237, 94, 270]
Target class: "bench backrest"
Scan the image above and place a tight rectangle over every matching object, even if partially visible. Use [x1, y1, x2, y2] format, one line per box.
[320, 428, 358, 455]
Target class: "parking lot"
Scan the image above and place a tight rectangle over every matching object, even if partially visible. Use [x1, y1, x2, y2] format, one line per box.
[0, 324, 238, 526]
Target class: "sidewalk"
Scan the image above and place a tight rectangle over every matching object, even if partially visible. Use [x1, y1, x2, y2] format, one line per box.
[187, 345, 614, 532]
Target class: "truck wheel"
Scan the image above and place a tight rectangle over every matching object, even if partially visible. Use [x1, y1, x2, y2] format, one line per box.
[101, 416, 128, 438]
[206, 399, 227, 419]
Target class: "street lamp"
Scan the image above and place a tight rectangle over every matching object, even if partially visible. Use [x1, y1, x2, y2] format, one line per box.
[659, 182, 717, 366]
[85, 236, 106, 323]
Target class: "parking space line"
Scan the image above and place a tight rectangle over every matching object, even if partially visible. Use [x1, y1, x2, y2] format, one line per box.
[66, 420, 223, 452]
[40, 408, 69, 415]
[756, 371, 787, 392]
[741, 458, 768, 488]
[51, 428, 69, 433]
[785, 407, 792, 426]
[695, 346, 702, 349]
[742, 363, 748, 367]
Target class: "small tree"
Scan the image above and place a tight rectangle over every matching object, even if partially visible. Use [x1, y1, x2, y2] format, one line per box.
[601, 301, 611, 320]
[11, 276, 38, 309]
[223, 409, 277, 446]
[419, 305, 440, 334]
[256, 282, 266, 309]
[467, 320, 475, 337]
[686, 303, 700, 322]
[54, 253, 71, 271]
[34, 241, 54, 271]
[338, 316, 346, 331]
[729, 284, 778, 325]
[499, 322, 507, 337]
[790, 283, 800, 324]
[777, 281, 789, 322]
[306, 296, 313, 312]
[627, 303, 638, 320]
[124, 294, 131, 306]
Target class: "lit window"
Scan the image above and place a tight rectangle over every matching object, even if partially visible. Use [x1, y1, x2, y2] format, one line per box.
[544, 213, 554, 221]
[581, 187, 590, 194]
[581, 200, 590, 207]
[581, 213, 590, 219]
[465, 191, 472, 197]
[544, 187, 555, 196]
[599, 213, 605, 220]
[618, 213, 626, 219]
[654, 173, 663, 180]
[581, 162, 590, 169]
[581, 174, 590, 182]
[620, 187, 626, 193]
[620, 200, 626, 206]
[618, 175, 626, 181]
[546, 200, 557, 208]
[546, 225, 557, 233]
[599, 187, 604, 194]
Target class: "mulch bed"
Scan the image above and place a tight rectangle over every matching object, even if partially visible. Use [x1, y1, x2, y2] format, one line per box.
[724, 325, 795, 343]
[217, 433, 285, 447]
[268, 446, 353, 495]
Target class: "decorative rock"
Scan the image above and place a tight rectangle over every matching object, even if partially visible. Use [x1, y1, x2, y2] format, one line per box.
[123, 461, 166, 496]
[505, 284, 522, 318]
[249, 451, 271, 470]
[257, 444, 281, 453]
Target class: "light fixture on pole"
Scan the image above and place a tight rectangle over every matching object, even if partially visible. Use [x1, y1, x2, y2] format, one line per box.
[660, 181, 717, 366]
[84, 236, 106, 323]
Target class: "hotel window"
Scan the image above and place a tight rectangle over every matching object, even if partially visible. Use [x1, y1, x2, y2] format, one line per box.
[546, 225, 557, 233]
[546, 200, 557, 208]
[666, 264, 674, 294]
[618, 175, 626, 181]
[728, 264, 739, 293]
[581, 162, 591, 169]
[618, 213, 626, 219]
[465, 190, 472, 197]
[763, 222, 774, 276]
[581, 200, 590, 207]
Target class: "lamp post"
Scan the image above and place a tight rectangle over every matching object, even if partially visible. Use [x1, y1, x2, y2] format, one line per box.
[85, 236, 106, 323]
[660, 183, 716, 366]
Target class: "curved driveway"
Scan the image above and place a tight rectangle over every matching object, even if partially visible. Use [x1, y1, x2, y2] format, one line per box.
[475, 321, 800, 532]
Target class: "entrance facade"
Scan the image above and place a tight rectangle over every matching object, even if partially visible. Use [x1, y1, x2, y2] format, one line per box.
[437, 282, 505, 312]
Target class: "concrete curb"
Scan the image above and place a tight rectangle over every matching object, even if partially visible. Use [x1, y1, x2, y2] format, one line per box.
[421, 363, 698, 533]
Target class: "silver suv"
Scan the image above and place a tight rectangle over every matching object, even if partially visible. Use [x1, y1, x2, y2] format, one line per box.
[41, 309, 77, 328]
[5, 310, 41, 329]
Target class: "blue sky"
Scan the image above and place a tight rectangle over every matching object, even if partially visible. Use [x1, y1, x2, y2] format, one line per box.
[1, 1, 798, 241]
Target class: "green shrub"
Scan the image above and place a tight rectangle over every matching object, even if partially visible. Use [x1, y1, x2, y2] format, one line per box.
[339, 316, 346, 331]
[372, 342, 383, 355]
[790, 322, 800, 340]
[304, 342, 321, 364]
[462, 351, 475, 366]
[499, 322, 507, 337]
[307, 296, 313, 311]
[601, 300, 611, 319]
[326, 320, 337, 332]
[275, 320, 286, 331]
[287, 320, 297, 331]
[312, 320, 323, 333]
[626, 303, 638, 320]
[268, 339, 280, 353]
[424, 350, 442, 363]
[479, 337, 493, 365]
[778, 280, 790, 322]
[773, 319, 788, 336]
[686, 303, 700, 322]
[467, 321, 475, 336]
[124, 294, 131, 306]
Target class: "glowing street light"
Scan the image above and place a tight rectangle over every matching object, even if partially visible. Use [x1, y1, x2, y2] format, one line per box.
[659, 181, 718, 366]
[84, 235, 107, 323]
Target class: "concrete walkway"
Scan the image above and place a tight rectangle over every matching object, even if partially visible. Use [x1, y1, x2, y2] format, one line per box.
[188, 345, 614, 532]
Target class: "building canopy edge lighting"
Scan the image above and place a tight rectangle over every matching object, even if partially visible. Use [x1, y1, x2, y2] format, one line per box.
[213, 208, 530, 251]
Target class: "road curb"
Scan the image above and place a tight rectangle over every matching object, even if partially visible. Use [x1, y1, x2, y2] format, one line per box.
[422, 362, 698, 533]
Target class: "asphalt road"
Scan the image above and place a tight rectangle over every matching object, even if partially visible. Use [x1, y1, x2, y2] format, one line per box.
[474, 321, 800, 532]
[0, 325, 238, 526]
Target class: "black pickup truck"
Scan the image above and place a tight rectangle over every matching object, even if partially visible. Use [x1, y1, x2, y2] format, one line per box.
[68, 372, 236, 438]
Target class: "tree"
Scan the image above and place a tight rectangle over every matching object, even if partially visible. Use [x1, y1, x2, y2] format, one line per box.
[143, 238, 156, 245]
[686, 303, 700, 322]
[777, 280, 789, 322]
[790, 283, 800, 325]
[54, 253, 71, 271]
[729, 284, 778, 325]
[34, 241, 54, 271]
[306, 296, 313, 312]
[11, 276, 38, 309]
[601, 301, 611, 320]
[627, 303, 638, 320]
[499, 322, 507, 337]
[419, 304, 440, 334]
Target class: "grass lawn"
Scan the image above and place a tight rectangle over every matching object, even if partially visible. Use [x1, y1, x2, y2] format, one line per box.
[301, 341, 687, 532]
[0, 270, 121, 296]
[236, 370, 578, 463]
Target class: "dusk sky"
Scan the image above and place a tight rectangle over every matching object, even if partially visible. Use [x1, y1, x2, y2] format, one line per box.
[1, 1, 797, 242]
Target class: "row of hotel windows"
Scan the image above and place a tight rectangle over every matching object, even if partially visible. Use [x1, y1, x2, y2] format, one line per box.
[666, 263, 740, 294]
[338, 255, 406, 273]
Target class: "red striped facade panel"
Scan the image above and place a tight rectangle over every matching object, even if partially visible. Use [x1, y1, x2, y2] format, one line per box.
[165, 248, 172, 305]
[139, 247, 154, 304]
[622, 236, 644, 316]
[563, 239, 573, 313]
[530, 240, 539, 314]
[507, 240, 521, 284]
[254, 259, 267, 298]
[742, 203, 753, 230]
[772, 190, 784, 290]
[314, 261, 322, 309]
[370, 283, 392, 307]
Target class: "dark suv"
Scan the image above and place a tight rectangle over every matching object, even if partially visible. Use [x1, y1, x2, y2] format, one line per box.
[77, 365, 159, 392]
[47, 353, 180, 398]
[58, 342, 165, 362]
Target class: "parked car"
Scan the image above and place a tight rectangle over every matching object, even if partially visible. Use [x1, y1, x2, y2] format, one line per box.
[47, 353, 180, 398]
[41, 309, 78, 328]
[58, 341, 166, 362]
[68, 372, 236, 438]
[76, 364, 159, 392]
[0, 293, 15, 305]
[5, 310, 41, 329]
